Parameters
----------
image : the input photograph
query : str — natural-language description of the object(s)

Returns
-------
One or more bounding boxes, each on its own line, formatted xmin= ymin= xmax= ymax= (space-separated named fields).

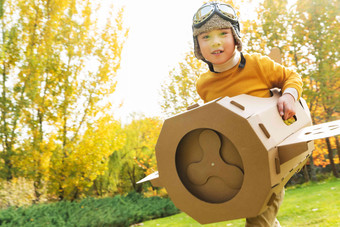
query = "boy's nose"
xmin=211 ymin=37 xmax=222 ymax=47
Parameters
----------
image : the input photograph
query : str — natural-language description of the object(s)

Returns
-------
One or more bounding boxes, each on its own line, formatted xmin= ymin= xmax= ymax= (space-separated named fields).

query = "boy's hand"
xmin=277 ymin=93 xmax=296 ymax=120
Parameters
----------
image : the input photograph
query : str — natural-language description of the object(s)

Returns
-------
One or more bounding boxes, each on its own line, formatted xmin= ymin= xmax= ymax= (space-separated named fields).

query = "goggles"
xmin=193 ymin=2 xmax=239 ymax=28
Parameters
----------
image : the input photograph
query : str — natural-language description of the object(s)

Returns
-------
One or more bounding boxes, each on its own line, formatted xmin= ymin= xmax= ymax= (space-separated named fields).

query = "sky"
xmin=100 ymin=0 xmax=259 ymax=122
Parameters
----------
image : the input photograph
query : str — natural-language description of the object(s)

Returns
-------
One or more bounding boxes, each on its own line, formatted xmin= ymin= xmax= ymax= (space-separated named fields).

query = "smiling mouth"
xmin=212 ymin=50 xmax=224 ymax=54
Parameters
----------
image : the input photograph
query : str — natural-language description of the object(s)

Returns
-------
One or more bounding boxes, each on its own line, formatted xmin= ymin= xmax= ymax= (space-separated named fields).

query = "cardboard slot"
xmin=304 ymin=123 xmax=339 ymax=136
xmin=259 ymin=123 xmax=271 ymax=138
xmin=275 ymin=157 xmax=281 ymax=174
xmin=271 ymin=183 xmax=279 ymax=188
xmin=230 ymin=100 xmax=245 ymax=110
xmin=187 ymin=103 xmax=200 ymax=111
xmin=298 ymin=99 xmax=305 ymax=108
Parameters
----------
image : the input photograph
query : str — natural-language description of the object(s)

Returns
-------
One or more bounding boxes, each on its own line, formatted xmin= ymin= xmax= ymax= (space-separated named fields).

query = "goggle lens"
xmin=193 ymin=5 xmax=214 ymax=24
xmin=193 ymin=3 xmax=238 ymax=27
xmin=217 ymin=4 xmax=237 ymax=19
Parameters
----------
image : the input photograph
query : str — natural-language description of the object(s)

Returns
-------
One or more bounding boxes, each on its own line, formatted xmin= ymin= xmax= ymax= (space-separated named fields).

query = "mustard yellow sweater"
xmin=196 ymin=53 xmax=303 ymax=103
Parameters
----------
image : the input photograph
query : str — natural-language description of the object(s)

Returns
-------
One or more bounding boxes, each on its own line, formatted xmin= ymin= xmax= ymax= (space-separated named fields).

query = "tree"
xmin=112 ymin=116 xmax=163 ymax=194
xmin=48 ymin=114 xmax=125 ymax=200
xmin=160 ymin=50 xmax=206 ymax=118
xmin=1 ymin=0 xmax=129 ymax=200
xmin=0 ymin=0 xmax=25 ymax=180
xmin=292 ymin=0 xmax=339 ymax=177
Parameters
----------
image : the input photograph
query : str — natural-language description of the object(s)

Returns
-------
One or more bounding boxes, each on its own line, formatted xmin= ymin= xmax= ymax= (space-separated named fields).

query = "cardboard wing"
xmin=138 ymin=92 xmax=340 ymax=224
xmin=278 ymin=120 xmax=340 ymax=164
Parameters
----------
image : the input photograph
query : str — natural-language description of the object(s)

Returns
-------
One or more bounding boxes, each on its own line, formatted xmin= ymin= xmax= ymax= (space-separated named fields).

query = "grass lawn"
xmin=140 ymin=177 xmax=340 ymax=226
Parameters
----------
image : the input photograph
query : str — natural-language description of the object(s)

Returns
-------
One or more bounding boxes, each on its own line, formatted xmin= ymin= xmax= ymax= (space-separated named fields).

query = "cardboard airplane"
xmin=138 ymin=49 xmax=340 ymax=224
xmin=138 ymin=92 xmax=339 ymax=224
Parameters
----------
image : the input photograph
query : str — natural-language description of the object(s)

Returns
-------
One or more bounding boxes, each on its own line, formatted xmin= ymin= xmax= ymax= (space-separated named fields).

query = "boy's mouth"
xmin=212 ymin=50 xmax=224 ymax=55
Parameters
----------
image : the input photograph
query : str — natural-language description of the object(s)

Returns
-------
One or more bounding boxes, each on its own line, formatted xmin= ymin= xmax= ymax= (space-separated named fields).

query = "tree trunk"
xmin=303 ymin=165 xmax=310 ymax=182
xmin=33 ymin=178 xmax=42 ymax=203
xmin=325 ymin=138 xmax=339 ymax=178
xmin=58 ymin=184 xmax=64 ymax=201
xmin=335 ymin=137 xmax=340 ymax=168
xmin=309 ymin=154 xmax=317 ymax=181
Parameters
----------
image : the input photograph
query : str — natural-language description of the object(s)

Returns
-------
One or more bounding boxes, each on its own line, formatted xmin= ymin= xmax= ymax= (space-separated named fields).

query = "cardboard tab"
xmin=268 ymin=47 xmax=282 ymax=64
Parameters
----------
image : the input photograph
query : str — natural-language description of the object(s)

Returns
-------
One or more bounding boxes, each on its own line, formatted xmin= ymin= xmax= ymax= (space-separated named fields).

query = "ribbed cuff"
xmin=283 ymin=88 xmax=298 ymax=101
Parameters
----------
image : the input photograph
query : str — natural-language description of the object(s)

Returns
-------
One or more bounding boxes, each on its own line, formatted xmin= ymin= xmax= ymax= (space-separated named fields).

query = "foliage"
xmin=0 ymin=192 xmax=180 ymax=227
xmin=46 ymin=115 xmax=125 ymax=200
xmin=111 ymin=116 xmax=163 ymax=194
xmin=292 ymin=0 xmax=339 ymax=121
xmin=0 ymin=0 xmax=128 ymax=200
xmin=1 ymin=115 xmax=164 ymax=204
xmin=160 ymin=50 xmax=206 ymax=118
xmin=290 ymin=0 xmax=339 ymax=177
xmin=313 ymin=137 xmax=339 ymax=168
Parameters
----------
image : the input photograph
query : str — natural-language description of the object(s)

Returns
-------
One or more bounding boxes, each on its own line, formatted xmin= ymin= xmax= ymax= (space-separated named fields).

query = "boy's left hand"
xmin=277 ymin=93 xmax=296 ymax=120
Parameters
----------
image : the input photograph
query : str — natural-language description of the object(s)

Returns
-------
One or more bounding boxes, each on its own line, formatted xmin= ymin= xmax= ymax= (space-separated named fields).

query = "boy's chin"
xmin=210 ymin=59 xmax=228 ymax=65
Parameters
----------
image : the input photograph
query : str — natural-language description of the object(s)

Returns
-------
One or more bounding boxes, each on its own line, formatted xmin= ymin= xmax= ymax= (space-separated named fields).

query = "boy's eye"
xmin=202 ymin=35 xmax=210 ymax=39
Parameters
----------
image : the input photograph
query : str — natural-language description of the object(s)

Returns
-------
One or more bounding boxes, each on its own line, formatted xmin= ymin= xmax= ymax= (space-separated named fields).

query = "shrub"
xmin=0 ymin=192 xmax=179 ymax=226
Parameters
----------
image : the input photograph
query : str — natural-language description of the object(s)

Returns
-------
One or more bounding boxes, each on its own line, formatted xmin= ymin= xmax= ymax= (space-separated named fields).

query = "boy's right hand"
xmin=277 ymin=93 xmax=296 ymax=120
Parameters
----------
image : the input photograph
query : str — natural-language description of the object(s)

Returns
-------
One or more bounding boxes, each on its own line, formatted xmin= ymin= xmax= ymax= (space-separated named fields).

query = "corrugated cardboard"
xmin=138 ymin=92 xmax=340 ymax=224
xmin=268 ymin=47 xmax=282 ymax=64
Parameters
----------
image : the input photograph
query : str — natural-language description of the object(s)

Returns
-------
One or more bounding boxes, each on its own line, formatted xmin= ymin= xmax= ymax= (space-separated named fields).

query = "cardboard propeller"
xmin=138 ymin=90 xmax=340 ymax=224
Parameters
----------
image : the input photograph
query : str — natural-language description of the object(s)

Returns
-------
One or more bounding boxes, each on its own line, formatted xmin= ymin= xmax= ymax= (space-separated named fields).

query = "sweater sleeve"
xmin=257 ymin=54 xmax=303 ymax=100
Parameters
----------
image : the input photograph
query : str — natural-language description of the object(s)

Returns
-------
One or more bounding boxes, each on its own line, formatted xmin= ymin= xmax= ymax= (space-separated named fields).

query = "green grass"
xmin=140 ymin=178 xmax=340 ymax=226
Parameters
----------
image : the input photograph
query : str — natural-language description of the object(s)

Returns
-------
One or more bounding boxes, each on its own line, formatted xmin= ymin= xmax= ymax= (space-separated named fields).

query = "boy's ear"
xmin=268 ymin=47 xmax=282 ymax=64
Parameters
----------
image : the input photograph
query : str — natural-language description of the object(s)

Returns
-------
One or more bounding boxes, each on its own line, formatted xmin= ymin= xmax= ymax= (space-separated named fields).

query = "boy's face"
xmin=197 ymin=28 xmax=235 ymax=65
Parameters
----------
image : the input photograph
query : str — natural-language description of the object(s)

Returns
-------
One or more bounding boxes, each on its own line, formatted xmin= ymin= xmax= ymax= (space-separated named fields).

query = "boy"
xmin=192 ymin=2 xmax=303 ymax=227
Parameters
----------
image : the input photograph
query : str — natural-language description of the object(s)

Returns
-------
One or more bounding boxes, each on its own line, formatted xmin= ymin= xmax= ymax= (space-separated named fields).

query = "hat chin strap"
xmin=239 ymin=52 xmax=246 ymax=68
xmin=203 ymin=59 xmax=216 ymax=73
